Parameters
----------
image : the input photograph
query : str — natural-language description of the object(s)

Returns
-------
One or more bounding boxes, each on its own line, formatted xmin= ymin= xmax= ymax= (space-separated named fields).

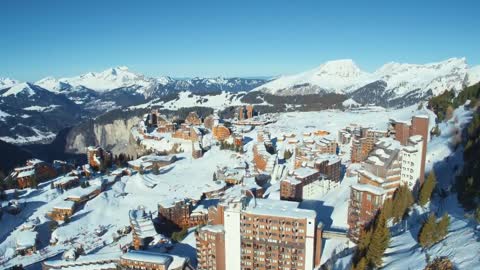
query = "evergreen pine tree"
xmin=418 ymin=213 xmax=437 ymax=248
xmin=366 ymin=211 xmax=390 ymax=267
xmin=436 ymin=213 xmax=450 ymax=241
xmin=392 ymin=185 xmax=414 ymax=223
xmin=475 ymin=207 xmax=480 ymax=224
xmin=419 ymin=172 xmax=437 ymax=206
xmin=358 ymin=228 xmax=372 ymax=252
xmin=354 ymin=257 xmax=367 ymax=270
xmin=382 ymin=198 xmax=393 ymax=220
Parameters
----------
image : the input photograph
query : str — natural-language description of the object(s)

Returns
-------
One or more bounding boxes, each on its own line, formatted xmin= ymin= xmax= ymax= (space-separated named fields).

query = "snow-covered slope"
xmin=371 ymin=57 xmax=467 ymax=98
xmin=0 ymin=78 xmax=20 ymax=90
xmin=467 ymin=65 xmax=480 ymax=86
xmin=0 ymin=82 xmax=37 ymax=97
xmin=257 ymin=59 xmax=368 ymax=95
xmin=255 ymin=58 xmax=474 ymax=101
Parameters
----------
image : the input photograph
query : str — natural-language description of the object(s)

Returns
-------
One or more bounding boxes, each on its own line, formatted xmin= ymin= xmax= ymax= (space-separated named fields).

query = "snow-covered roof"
xmin=16 ymin=230 xmax=38 ymax=249
xmin=357 ymin=169 xmax=385 ymax=184
xmin=128 ymin=154 xmax=176 ymax=168
xmin=315 ymin=154 xmax=341 ymax=164
xmin=120 ymin=250 xmax=186 ymax=267
xmin=293 ymin=167 xmax=318 ymax=179
xmin=17 ymin=169 xmax=35 ymax=178
xmin=409 ymin=135 xmax=423 ymax=143
xmin=351 ymin=183 xmax=386 ymax=196
xmin=243 ymin=198 xmax=316 ymax=220
xmin=54 ymin=200 xmax=75 ymax=210
xmin=58 ymin=262 xmax=117 ymax=270
xmin=129 ymin=207 xmax=158 ymax=238
xmin=368 ymin=156 xmax=385 ymax=166
xmin=282 ymin=177 xmax=301 ymax=185
xmin=199 ymin=224 xmax=224 ymax=234
xmin=54 ymin=176 xmax=79 ymax=185
xmin=66 ymin=185 xmax=100 ymax=200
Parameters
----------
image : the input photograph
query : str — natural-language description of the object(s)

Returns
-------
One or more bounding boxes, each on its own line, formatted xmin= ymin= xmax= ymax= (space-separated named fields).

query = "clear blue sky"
xmin=2 ymin=0 xmax=479 ymax=81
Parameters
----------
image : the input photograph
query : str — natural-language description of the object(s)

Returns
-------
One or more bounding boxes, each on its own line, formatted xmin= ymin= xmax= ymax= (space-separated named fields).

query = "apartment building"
xmin=129 ymin=206 xmax=158 ymax=250
xmin=196 ymin=225 xmax=226 ymax=270
xmin=158 ymin=198 xmax=193 ymax=229
xmin=389 ymin=115 xmax=429 ymax=184
xmin=348 ymin=118 xmax=428 ymax=241
xmin=197 ymin=194 xmax=323 ymax=270
xmin=350 ymin=129 xmax=388 ymax=163
xmin=400 ymin=135 xmax=424 ymax=190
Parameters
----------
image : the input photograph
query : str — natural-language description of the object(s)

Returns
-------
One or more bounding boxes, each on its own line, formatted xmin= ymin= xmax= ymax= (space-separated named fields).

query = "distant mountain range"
xmin=1 ymin=57 xmax=479 ymax=144
xmin=254 ymin=57 xmax=480 ymax=106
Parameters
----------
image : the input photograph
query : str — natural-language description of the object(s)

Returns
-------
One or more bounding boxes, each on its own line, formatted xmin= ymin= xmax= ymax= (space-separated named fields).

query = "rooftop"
xmin=120 ymin=250 xmax=187 ymax=268
xmin=16 ymin=230 xmax=38 ymax=249
xmin=54 ymin=200 xmax=75 ymax=210
xmin=243 ymin=198 xmax=316 ymax=220
xmin=351 ymin=183 xmax=386 ymax=196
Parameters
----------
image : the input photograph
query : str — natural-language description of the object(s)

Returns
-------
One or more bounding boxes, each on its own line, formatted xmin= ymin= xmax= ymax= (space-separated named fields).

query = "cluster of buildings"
xmin=347 ymin=115 xmax=429 ymax=241
xmin=8 ymin=159 xmax=58 ymax=189
xmin=196 ymin=192 xmax=325 ymax=270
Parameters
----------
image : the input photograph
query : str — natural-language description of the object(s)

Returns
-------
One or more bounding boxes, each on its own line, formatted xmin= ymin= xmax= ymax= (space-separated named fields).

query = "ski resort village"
xmin=2 ymin=81 xmax=480 ymax=270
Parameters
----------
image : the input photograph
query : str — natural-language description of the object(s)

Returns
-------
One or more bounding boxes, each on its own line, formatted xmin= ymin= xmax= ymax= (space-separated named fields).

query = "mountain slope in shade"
xmin=0 ymin=83 xmax=84 ymax=144
xmin=255 ymin=58 xmax=473 ymax=101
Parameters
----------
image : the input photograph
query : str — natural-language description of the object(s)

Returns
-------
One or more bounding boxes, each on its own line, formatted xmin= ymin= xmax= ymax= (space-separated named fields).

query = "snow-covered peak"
xmin=313 ymin=59 xmax=365 ymax=78
xmin=255 ymin=59 xmax=369 ymax=95
xmin=0 ymin=78 xmax=20 ymax=90
xmin=1 ymin=82 xmax=36 ymax=97
xmin=35 ymin=77 xmax=71 ymax=93
xmin=36 ymin=66 xmax=155 ymax=92
xmin=157 ymin=76 xmax=174 ymax=85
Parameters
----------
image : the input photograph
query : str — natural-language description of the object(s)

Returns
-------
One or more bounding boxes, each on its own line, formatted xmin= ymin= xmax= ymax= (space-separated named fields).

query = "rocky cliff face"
xmin=65 ymin=114 xmax=144 ymax=156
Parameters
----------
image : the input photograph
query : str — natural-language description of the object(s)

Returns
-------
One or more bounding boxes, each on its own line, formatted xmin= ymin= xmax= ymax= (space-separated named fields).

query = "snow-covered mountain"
xmin=36 ymin=66 xmax=156 ymax=93
xmin=257 ymin=59 xmax=369 ymax=95
xmin=255 ymin=58 xmax=480 ymax=106
xmin=0 ymin=78 xmax=20 ymax=90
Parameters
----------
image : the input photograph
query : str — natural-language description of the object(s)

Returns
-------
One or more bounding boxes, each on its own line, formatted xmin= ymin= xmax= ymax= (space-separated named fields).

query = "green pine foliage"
xmin=418 ymin=213 xmax=437 ymax=248
xmin=418 ymin=213 xmax=450 ymax=248
xmin=284 ymin=150 xmax=293 ymax=160
xmin=391 ymin=185 xmax=414 ymax=222
xmin=436 ymin=213 xmax=450 ymax=241
xmin=419 ymin=172 xmax=437 ymax=206
xmin=366 ymin=211 xmax=391 ymax=268
xmin=171 ymin=228 xmax=188 ymax=242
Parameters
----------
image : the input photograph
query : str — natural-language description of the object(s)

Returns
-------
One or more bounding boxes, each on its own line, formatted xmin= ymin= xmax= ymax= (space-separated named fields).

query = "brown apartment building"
xmin=197 ymin=195 xmax=323 ymax=270
xmin=196 ymin=225 xmax=226 ymax=270
xmin=158 ymin=199 xmax=193 ymax=229
xmin=350 ymin=129 xmax=388 ymax=163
